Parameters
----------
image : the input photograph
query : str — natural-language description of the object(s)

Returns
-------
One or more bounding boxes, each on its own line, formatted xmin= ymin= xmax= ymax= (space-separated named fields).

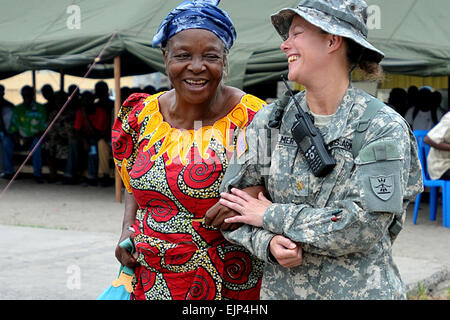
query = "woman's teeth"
xmin=288 ymin=56 xmax=299 ymax=63
xmin=185 ymin=79 xmax=207 ymax=85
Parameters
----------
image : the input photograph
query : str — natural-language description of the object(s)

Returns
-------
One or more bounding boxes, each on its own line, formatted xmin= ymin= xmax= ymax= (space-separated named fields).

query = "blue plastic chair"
xmin=413 ymin=130 xmax=449 ymax=228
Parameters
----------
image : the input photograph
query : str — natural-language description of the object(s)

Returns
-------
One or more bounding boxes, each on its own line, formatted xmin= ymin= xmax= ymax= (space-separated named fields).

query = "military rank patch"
xmin=370 ymin=175 xmax=394 ymax=201
xmin=236 ymin=127 xmax=248 ymax=159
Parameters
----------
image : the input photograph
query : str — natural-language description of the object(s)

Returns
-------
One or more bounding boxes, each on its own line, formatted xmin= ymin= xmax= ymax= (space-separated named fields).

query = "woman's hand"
xmin=219 ymin=188 xmax=272 ymax=227
xmin=269 ymin=235 xmax=303 ymax=268
xmin=205 ymin=202 xmax=242 ymax=230
xmin=205 ymin=185 xmax=266 ymax=230
xmin=115 ymin=229 xmax=138 ymax=269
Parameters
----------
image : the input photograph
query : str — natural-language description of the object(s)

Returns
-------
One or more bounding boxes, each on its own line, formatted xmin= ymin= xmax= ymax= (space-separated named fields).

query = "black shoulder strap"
xmin=267 ymin=91 xmax=291 ymax=129
xmin=351 ymin=98 xmax=385 ymax=158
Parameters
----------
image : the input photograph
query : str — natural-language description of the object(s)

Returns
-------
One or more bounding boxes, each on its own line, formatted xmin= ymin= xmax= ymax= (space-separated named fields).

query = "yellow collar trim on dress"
xmin=136 ymin=92 xmax=264 ymax=165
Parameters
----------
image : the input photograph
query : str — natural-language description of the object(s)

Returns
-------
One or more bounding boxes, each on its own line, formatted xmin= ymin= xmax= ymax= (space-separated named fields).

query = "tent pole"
xmin=32 ymin=70 xmax=36 ymax=100
xmin=114 ymin=56 xmax=122 ymax=203
xmin=60 ymin=69 xmax=65 ymax=92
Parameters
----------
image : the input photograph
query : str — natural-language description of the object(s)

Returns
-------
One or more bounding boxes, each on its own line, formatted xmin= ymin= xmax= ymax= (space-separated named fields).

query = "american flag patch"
xmin=236 ymin=127 xmax=248 ymax=159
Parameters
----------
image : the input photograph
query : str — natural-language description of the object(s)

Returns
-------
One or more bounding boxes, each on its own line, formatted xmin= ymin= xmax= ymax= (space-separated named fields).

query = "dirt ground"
xmin=0 ymin=175 xmax=124 ymax=235
xmin=0 ymin=175 xmax=449 ymax=299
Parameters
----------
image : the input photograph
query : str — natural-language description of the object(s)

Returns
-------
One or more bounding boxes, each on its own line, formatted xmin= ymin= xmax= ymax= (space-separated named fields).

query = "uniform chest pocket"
xmin=311 ymin=148 xmax=352 ymax=208
xmin=268 ymin=142 xmax=310 ymax=203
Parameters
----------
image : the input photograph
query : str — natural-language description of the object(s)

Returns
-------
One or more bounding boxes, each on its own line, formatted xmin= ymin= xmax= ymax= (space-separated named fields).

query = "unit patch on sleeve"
xmin=370 ymin=175 xmax=394 ymax=201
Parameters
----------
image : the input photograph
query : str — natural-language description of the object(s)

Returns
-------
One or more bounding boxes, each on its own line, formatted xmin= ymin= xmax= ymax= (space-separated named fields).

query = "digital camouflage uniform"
xmin=220 ymin=86 xmax=423 ymax=299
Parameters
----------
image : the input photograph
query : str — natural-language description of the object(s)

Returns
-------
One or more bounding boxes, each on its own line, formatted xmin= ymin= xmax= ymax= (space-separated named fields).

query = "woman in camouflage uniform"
xmin=207 ymin=0 xmax=423 ymax=299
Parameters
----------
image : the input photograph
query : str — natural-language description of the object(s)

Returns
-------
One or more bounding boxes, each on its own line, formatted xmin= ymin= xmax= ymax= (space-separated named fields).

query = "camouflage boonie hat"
xmin=271 ymin=0 xmax=384 ymax=63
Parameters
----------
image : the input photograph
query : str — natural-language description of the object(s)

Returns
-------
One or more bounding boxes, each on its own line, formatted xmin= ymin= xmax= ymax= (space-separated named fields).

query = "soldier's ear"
xmin=327 ymin=34 xmax=344 ymax=53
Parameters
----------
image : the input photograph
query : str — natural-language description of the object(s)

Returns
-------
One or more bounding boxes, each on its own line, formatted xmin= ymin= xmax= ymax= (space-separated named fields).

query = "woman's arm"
xmin=205 ymin=185 xmax=266 ymax=230
xmin=115 ymin=191 xmax=139 ymax=268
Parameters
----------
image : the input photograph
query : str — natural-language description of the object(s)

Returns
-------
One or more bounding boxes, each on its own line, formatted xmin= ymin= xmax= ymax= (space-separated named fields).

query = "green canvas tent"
xmin=0 ymin=0 xmax=299 ymax=89
xmin=0 ymin=0 xmax=449 ymax=88
xmin=367 ymin=0 xmax=450 ymax=76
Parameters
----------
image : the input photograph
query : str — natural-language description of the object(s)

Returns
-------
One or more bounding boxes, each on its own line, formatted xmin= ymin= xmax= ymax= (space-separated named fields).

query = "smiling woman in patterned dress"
xmin=111 ymin=0 xmax=266 ymax=300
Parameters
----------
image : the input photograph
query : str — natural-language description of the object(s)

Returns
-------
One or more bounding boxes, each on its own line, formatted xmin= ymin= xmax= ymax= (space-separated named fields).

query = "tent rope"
xmin=0 ymin=32 xmax=118 ymax=200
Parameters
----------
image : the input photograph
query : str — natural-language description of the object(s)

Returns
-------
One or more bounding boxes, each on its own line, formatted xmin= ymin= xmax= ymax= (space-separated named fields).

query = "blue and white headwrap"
xmin=152 ymin=0 xmax=237 ymax=51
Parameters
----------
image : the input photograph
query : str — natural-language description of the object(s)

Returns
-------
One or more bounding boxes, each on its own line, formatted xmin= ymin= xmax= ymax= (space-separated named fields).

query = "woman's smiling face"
xmin=280 ymin=15 xmax=330 ymax=85
xmin=164 ymin=29 xmax=226 ymax=105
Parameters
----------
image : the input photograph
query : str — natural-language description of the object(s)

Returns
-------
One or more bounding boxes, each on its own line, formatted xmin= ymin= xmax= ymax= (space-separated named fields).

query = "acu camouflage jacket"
xmin=220 ymin=86 xmax=423 ymax=299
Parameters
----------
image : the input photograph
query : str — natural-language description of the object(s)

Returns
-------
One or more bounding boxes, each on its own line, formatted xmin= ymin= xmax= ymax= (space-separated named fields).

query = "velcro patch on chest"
xmin=236 ymin=127 xmax=248 ymax=159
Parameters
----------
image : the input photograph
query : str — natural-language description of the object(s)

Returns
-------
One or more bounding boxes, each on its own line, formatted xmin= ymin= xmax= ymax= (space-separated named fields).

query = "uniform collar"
xmin=293 ymin=85 xmax=364 ymax=144
xmin=321 ymin=85 xmax=359 ymax=144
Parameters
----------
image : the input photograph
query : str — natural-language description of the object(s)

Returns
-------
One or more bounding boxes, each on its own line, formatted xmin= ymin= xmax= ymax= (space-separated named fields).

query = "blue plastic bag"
xmin=97 ymin=238 xmax=135 ymax=300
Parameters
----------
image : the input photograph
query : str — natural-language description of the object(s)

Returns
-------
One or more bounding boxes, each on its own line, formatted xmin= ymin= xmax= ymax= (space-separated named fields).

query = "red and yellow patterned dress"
xmin=112 ymin=92 xmax=265 ymax=300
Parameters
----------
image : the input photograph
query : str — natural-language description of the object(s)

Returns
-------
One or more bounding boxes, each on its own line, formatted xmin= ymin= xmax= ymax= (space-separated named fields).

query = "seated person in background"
xmin=424 ymin=111 xmax=450 ymax=180
xmin=9 ymin=85 xmax=47 ymax=183
xmin=387 ymin=88 xmax=408 ymax=117
xmin=431 ymin=91 xmax=445 ymax=120
xmin=120 ymin=87 xmax=131 ymax=105
xmin=41 ymin=84 xmax=60 ymax=182
xmin=62 ymin=85 xmax=82 ymax=184
xmin=94 ymin=81 xmax=114 ymax=187
xmin=405 ymin=85 xmax=419 ymax=117
xmin=0 ymin=84 xmax=15 ymax=179
xmin=404 ymin=87 xmax=441 ymax=131
xmin=41 ymin=84 xmax=57 ymax=114
xmin=97 ymin=134 xmax=113 ymax=187
xmin=42 ymin=90 xmax=76 ymax=183
xmin=73 ymin=91 xmax=109 ymax=186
